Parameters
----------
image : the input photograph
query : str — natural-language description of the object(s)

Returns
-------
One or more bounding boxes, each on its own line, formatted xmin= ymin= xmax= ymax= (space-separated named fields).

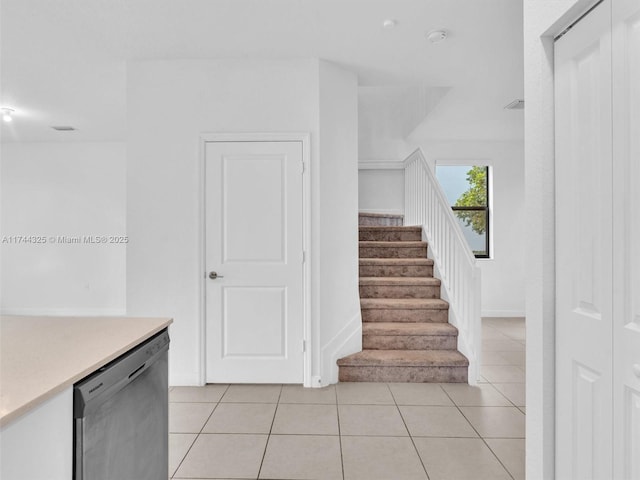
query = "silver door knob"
xmin=209 ymin=271 xmax=224 ymax=280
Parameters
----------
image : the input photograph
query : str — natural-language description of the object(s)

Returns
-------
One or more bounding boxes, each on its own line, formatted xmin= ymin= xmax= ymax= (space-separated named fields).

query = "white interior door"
xmin=205 ymin=141 xmax=304 ymax=384
xmin=555 ymin=2 xmax=614 ymax=478
xmin=612 ymin=0 xmax=640 ymax=477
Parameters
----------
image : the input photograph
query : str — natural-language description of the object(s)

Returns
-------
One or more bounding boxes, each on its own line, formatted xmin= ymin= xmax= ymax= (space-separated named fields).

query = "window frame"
xmin=435 ymin=163 xmax=491 ymax=259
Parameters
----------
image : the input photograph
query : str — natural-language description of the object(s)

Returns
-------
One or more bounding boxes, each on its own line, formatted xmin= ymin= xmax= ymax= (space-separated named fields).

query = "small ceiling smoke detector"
xmin=504 ymin=99 xmax=525 ymax=110
xmin=382 ymin=19 xmax=397 ymax=29
xmin=51 ymin=126 xmax=77 ymax=131
xmin=1 ymin=108 xmax=15 ymax=123
xmin=426 ymin=30 xmax=447 ymax=43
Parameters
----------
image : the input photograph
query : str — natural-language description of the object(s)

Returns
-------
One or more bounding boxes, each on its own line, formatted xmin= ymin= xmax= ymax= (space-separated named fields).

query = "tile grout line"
xmin=170 ymin=384 xmax=230 ymax=479
xmin=490 ymin=380 xmax=525 ymax=409
xmin=256 ymin=384 xmax=283 ymax=480
xmin=387 ymin=383 xmax=432 ymax=480
xmin=169 ymin=433 xmax=197 ymax=479
xmin=440 ymin=384 xmax=517 ymax=480
xmin=482 ymin=321 xmax=527 ymax=480
xmin=335 ymin=385 xmax=346 ymax=480
xmin=483 ymin=358 xmax=526 ymax=480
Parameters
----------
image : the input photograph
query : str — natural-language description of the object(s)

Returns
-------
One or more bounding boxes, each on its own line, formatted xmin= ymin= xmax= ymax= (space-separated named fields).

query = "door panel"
xmin=612 ymin=0 xmax=640 ymax=478
xmin=223 ymin=155 xmax=286 ymax=262
xmin=555 ymin=1 xmax=613 ymax=478
xmin=573 ymin=362 xmax=604 ymax=479
xmin=205 ymin=141 xmax=304 ymax=383
xmin=223 ymin=287 xmax=286 ymax=357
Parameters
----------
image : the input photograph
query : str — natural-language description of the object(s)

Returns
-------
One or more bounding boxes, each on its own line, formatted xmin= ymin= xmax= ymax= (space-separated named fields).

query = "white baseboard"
xmin=169 ymin=372 xmax=203 ymax=387
xmin=320 ymin=312 xmax=362 ymax=386
xmin=481 ymin=310 xmax=526 ymax=318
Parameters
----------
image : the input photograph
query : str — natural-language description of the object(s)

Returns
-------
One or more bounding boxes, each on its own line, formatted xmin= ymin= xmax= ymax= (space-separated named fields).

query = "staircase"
xmin=337 ymin=225 xmax=469 ymax=383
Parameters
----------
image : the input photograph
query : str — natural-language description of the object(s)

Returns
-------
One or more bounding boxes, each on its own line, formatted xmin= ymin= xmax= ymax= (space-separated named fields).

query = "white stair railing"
xmin=403 ymin=148 xmax=481 ymax=384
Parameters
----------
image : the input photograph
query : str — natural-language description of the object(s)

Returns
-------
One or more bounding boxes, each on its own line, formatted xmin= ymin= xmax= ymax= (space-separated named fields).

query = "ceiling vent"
xmin=51 ymin=126 xmax=77 ymax=131
xmin=504 ymin=99 xmax=525 ymax=110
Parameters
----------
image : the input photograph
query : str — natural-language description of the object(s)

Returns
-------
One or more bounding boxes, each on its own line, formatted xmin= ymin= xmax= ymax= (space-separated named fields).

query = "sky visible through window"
xmin=436 ymin=166 xmax=473 ymax=205
xmin=435 ymin=165 xmax=488 ymax=254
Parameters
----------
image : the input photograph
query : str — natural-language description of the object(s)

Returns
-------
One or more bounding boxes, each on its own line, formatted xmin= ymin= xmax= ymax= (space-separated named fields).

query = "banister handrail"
xmin=403 ymin=149 xmax=477 ymax=266
xmin=403 ymin=147 xmax=482 ymax=384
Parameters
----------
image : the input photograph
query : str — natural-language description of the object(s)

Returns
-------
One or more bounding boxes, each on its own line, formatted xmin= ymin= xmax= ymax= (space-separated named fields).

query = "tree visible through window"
xmin=435 ymin=165 xmax=490 ymax=258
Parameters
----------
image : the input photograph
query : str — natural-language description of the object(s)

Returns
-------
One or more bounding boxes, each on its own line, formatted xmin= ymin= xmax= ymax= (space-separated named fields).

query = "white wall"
xmin=423 ymin=141 xmax=525 ymax=317
xmin=317 ymin=61 xmax=360 ymax=384
xmin=358 ymin=168 xmax=404 ymax=215
xmin=0 ymin=142 xmax=126 ymax=315
xmin=127 ymin=59 xmax=359 ymax=386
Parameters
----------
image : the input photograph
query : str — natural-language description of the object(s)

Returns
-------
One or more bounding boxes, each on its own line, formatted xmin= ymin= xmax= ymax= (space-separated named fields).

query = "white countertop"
xmin=0 ymin=315 xmax=172 ymax=427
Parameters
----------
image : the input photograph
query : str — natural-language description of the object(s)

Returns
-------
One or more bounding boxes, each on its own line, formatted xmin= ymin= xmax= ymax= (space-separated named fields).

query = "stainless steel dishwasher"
xmin=73 ymin=329 xmax=170 ymax=480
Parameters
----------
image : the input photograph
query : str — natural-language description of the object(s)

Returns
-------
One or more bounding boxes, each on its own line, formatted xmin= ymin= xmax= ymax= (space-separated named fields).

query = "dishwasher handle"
xmin=128 ymin=363 xmax=146 ymax=380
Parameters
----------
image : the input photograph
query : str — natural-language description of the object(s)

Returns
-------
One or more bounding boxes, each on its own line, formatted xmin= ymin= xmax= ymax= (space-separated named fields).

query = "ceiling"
xmin=0 ymin=0 xmax=524 ymax=143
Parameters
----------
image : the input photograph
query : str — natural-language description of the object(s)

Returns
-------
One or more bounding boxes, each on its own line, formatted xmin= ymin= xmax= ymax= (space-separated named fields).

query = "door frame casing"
xmin=525 ymin=0 xmax=600 ymax=477
xmin=553 ymin=3 xmax=614 ymax=477
xmin=198 ymin=132 xmax=312 ymax=387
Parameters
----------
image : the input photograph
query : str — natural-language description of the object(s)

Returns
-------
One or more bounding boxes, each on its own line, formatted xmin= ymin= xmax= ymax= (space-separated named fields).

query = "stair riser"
xmin=359 ymin=284 xmax=440 ymax=299
xmin=362 ymin=308 xmax=449 ymax=323
xmin=359 ymin=216 xmax=403 ymax=226
xmin=359 ymin=265 xmax=433 ymax=277
xmin=363 ymin=335 xmax=457 ymax=350
xmin=359 ymin=231 xmax=422 ymax=242
xmin=338 ymin=366 xmax=468 ymax=383
xmin=359 ymin=246 xmax=427 ymax=258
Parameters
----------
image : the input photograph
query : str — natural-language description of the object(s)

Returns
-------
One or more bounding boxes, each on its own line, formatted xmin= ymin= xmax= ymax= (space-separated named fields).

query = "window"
xmin=435 ymin=165 xmax=490 ymax=258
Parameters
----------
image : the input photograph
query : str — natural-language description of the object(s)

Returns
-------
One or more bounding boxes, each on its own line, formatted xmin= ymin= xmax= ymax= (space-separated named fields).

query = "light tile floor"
xmin=169 ymin=317 xmax=525 ymax=480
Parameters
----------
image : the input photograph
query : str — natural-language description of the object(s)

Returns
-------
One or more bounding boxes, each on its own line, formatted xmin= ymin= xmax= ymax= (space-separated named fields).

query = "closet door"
xmin=554 ymin=2 xmax=614 ymax=478
xmin=612 ymin=0 xmax=640 ymax=478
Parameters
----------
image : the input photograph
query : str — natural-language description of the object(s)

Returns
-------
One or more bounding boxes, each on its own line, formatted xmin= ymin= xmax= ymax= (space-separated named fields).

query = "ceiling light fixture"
xmin=382 ymin=19 xmax=397 ymax=29
xmin=1 ymin=108 xmax=15 ymax=123
xmin=426 ymin=30 xmax=448 ymax=43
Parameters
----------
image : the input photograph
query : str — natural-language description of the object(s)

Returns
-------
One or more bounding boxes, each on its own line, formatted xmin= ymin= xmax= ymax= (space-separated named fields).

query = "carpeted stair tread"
xmin=359 ymin=226 xmax=422 ymax=232
xmin=337 ymin=349 xmax=469 ymax=367
xmin=360 ymin=298 xmax=449 ymax=310
xmin=359 ymin=241 xmax=427 ymax=248
xmin=359 ymin=277 xmax=440 ymax=286
xmin=359 ymin=226 xmax=423 ymax=241
xmin=359 ymin=258 xmax=434 ymax=266
xmin=363 ymin=322 xmax=457 ymax=336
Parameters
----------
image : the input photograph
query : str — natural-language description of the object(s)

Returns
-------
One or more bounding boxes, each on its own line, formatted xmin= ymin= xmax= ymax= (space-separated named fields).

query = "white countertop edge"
xmin=0 ymin=317 xmax=172 ymax=428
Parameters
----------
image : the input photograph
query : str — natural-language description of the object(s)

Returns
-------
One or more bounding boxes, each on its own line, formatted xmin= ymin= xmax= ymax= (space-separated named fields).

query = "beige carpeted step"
xmin=361 ymin=298 xmax=449 ymax=323
xmin=359 ymin=276 xmax=441 ymax=299
xmin=359 ymin=241 xmax=427 ymax=258
xmin=359 ymin=226 xmax=422 ymax=242
xmin=337 ymin=349 xmax=469 ymax=383
xmin=363 ymin=322 xmax=458 ymax=350
xmin=359 ymin=258 xmax=434 ymax=278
